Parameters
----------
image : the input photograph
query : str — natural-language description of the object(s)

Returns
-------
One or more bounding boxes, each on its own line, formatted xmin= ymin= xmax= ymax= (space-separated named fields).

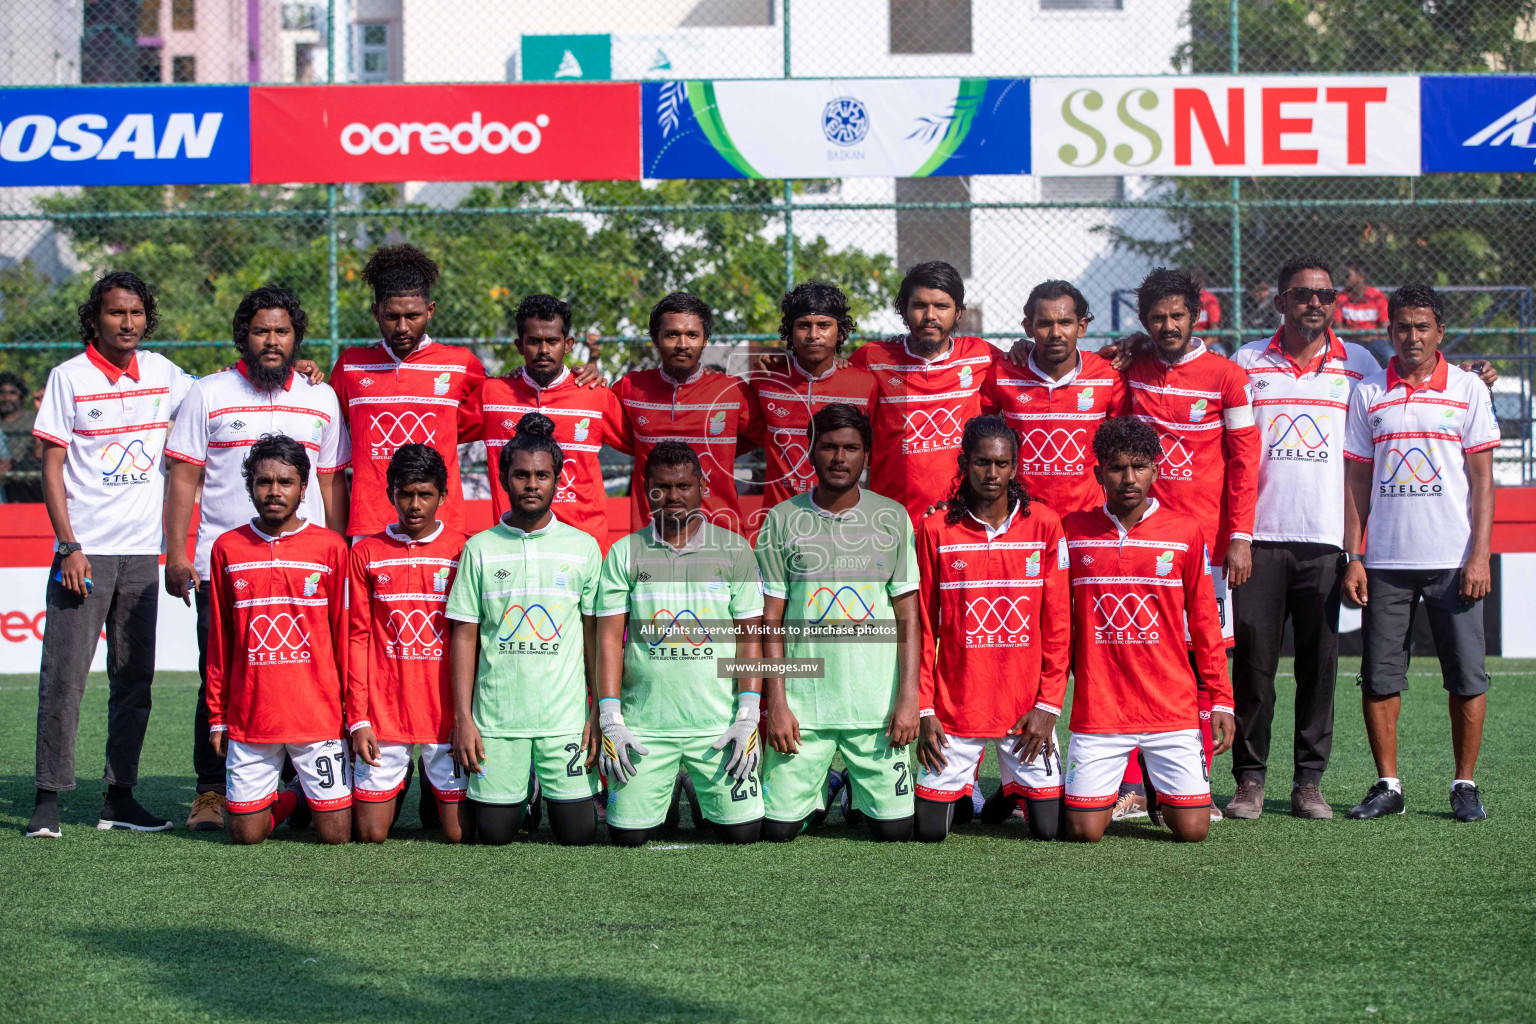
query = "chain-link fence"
xmin=4 ymin=0 xmax=1536 ymax=495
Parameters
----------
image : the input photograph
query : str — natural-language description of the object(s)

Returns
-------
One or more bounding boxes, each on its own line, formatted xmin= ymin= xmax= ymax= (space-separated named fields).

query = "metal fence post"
xmin=327 ymin=0 xmax=340 ymax=366
xmin=782 ymin=0 xmax=795 ymax=293
xmin=1229 ymin=0 xmax=1242 ymax=347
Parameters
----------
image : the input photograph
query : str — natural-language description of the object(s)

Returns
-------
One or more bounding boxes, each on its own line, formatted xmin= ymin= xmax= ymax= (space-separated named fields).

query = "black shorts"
xmin=1360 ymin=568 xmax=1489 ymax=697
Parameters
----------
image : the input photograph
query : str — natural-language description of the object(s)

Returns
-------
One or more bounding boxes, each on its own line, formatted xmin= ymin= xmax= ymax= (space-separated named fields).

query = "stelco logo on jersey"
xmin=99 ymin=439 xmax=157 ymax=486
xmin=386 ymin=609 xmax=446 ymax=660
xmin=249 ymin=83 xmax=641 ymax=184
xmin=1266 ymin=412 xmax=1331 ymax=462
xmin=1093 ymin=594 xmax=1160 ymax=645
xmin=1031 ymin=76 xmax=1419 ymax=177
xmin=1379 ymin=446 xmax=1445 ymax=497
xmin=498 ymin=603 xmax=563 ymax=654
xmin=646 ymin=608 xmax=714 ymax=659
xmin=964 ymin=595 xmax=1032 ymax=649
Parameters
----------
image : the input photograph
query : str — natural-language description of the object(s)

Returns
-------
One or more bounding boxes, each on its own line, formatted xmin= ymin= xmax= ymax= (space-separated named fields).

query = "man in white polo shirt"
xmin=1342 ymin=284 xmax=1498 ymax=824
xmin=1226 ymin=257 xmax=1381 ymax=821
xmin=27 ymin=272 xmax=195 ymax=839
xmin=164 ymin=285 xmax=351 ymax=830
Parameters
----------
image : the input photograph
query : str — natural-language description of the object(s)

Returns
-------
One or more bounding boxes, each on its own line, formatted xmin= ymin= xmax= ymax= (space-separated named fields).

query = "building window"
xmin=172 ymin=54 xmax=196 ymax=82
xmin=282 ymin=2 xmax=321 ymax=30
xmin=896 ymin=177 xmax=971 ymax=279
xmin=138 ymin=48 xmax=162 ymax=83
xmin=1041 ymin=0 xmax=1123 ymax=9
xmin=1039 ymin=176 xmax=1125 ymax=202
xmin=171 ymin=0 xmax=195 ymax=31
xmin=355 ymin=22 xmax=393 ymax=82
xmin=139 ymin=0 xmax=161 ymax=36
xmin=890 ymin=0 xmax=971 ymax=54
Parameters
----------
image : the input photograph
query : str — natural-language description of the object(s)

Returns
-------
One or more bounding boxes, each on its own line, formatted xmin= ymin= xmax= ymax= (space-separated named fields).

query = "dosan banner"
xmin=248 ymin=83 xmax=641 ymax=183
xmin=0 ymin=85 xmax=250 ymax=187
xmin=1031 ymin=76 xmax=1419 ymax=177
xmin=642 ymin=77 xmax=1029 ymax=179
xmin=1421 ymin=75 xmax=1536 ymax=172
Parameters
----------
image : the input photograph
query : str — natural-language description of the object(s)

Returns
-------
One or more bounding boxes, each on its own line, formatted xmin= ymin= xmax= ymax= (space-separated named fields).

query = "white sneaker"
xmin=1111 ymin=791 xmax=1148 ymax=821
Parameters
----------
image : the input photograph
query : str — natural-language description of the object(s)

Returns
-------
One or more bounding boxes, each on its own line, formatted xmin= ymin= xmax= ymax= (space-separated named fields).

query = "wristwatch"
xmin=1344 ymin=552 xmax=1364 ymax=565
xmin=56 ymin=541 xmax=82 ymax=556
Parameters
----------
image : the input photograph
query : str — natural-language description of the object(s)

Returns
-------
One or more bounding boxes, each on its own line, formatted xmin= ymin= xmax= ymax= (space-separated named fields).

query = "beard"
xmin=1295 ymin=321 xmax=1327 ymax=344
xmin=905 ymin=332 xmax=946 ymax=358
xmin=240 ymin=345 xmax=299 ymax=392
xmin=525 ymin=362 xmax=562 ymax=388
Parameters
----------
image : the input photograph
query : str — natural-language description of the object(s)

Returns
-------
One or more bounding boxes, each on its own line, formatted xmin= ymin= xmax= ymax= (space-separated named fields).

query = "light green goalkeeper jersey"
xmin=754 ymin=489 xmax=918 ymax=730
xmin=445 ymin=514 xmax=600 ymax=738
xmin=597 ymin=518 xmax=764 ymax=737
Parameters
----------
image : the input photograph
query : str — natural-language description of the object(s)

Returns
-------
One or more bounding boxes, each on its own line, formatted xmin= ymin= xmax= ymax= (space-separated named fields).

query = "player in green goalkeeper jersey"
xmin=446 ymin=414 xmax=602 ymax=845
xmin=596 ymin=441 xmax=766 ymax=845
xmin=756 ymin=404 xmax=920 ymax=842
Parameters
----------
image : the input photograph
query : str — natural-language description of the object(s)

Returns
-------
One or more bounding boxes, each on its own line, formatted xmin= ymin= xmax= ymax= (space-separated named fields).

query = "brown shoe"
xmin=1290 ymin=783 xmax=1334 ymax=819
xmin=1224 ymin=778 xmax=1265 ymax=819
xmin=1111 ymin=791 xmax=1147 ymax=821
xmin=186 ymin=791 xmax=226 ymax=831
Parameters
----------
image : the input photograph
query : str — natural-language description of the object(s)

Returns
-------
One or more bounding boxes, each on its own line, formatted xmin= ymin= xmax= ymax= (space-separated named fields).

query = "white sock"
xmin=1452 ymin=778 xmax=1475 ymax=790
xmin=1378 ymin=776 xmax=1402 ymax=793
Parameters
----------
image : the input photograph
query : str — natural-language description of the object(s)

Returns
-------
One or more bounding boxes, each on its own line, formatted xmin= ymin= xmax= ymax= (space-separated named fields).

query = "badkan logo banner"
xmin=1421 ymin=75 xmax=1536 ymax=172
xmin=0 ymin=85 xmax=250 ymax=187
xmin=643 ymin=77 xmax=1029 ymax=179
xmin=249 ymin=83 xmax=641 ymax=183
xmin=1031 ymin=75 xmax=1419 ymax=177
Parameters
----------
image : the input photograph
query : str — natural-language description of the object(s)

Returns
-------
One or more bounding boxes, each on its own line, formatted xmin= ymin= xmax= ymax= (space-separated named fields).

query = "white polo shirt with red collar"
xmin=33 ymin=343 xmax=196 ymax=555
xmin=166 ymin=362 xmax=350 ymax=580
xmin=1344 ymin=353 xmax=1500 ymax=570
xmin=1233 ymin=329 xmax=1380 ymax=548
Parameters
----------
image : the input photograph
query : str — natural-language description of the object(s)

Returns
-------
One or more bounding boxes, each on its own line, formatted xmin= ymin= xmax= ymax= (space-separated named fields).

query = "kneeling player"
xmin=447 ymin=415 xmax=604 ymax=845
xmin=206 ymin=435 xmax=352 ymax=845
xmin=756 ymin=405 xmax=919 ymax=842
xmin=348 ymin=444 xmax=471 ymax=843
xmin=914 ymin=415 xmax=1070 ymax=842
xmin=597 ymin=441 xmax=766 ymax=846
xmin=1061 ymin=417 xmax=1235 ymax=843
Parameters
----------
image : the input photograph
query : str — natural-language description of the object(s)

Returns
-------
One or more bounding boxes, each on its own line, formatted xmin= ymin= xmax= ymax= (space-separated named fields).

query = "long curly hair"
xmin=944 ymin=415 xmax=1030 ymax=525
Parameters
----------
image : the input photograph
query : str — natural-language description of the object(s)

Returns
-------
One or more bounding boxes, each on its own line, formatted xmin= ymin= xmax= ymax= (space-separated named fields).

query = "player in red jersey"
xmin=983 ymin=280 xmax=1123 ymax=516
xmin=1333 ymin=262 xmax=1393 ymax=364
xmin=745 ymin=282 xmax=878 ymax=525
xmin=465 ymin=294 xmax=630 ymax=549
xmin=614 ymin=292 xmax=762 ymax=535
xmin=915 ymin=416 xmax=1071 ymax=842
xmin=329 ymin=245 xmax=487 ymax=537
xmin=851 ymin=262 xmax=993 ymax=522
xmin=1188 ymin=266 xmax=1223 ymax=348
xmin=347 ymin=444 xmax=471 ymax=844
xmin=206 ymin=434 xmax=351 ymax=845
xmin=1062 ymin=417 xmax=1235 ymax=843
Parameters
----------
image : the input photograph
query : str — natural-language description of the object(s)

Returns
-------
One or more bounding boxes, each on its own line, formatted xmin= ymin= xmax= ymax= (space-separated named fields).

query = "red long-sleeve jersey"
xmin=981 ymin=348 xmax=1125 ymax=516
xmin=1062 ymin=501 xmax=1234 ymax=734
xmin=465 ymin=368 xmax=629 ymax=549
xmin=851 ymin=335 xmax=994 ymax=521
xmin=917 ymin=504 xmax=1071 ymax=736
xmin=745 ymin=360 xmax=879 ymax=520
xmin=329 ymin=339 xmax=488 ymax=536
xmin=614 ymin=367 xmax=761 ymax=534
xmin=206 ymin=520 xmax=350 ymax=744
xmin=345 ymin=524 xmax=466 ymax=744
xmin=1117 ymin=342 xmax=1259 ymax=561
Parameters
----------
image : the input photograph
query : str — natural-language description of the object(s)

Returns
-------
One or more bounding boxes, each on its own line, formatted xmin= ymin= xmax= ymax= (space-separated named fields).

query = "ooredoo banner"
xmin=0 ymin=85 xmax=250 ymax=187
xmin=0 ymin=567 xmax=199 ymax=674
xmin=249 ymin=83 xmax=641 ymax=183
xmin=642 ymin=77 xmax=1029 ymax=179
xmin=1031 ymin=75 xmax=1419 ymax=177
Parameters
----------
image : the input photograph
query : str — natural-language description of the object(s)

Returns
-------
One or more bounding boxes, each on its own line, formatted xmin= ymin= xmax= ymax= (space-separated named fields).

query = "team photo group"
xmin=25 ymin=243 xmax=1499 ymax=847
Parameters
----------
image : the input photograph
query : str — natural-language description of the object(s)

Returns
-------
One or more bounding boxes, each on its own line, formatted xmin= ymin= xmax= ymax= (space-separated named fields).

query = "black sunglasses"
xmin=1283 ymin=286 xmax=1338 ymax=305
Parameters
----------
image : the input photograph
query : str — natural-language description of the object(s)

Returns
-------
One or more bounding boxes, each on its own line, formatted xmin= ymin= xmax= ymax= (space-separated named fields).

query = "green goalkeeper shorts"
xmin=762 ymin=727 xmax=914 ymax=823
xmin=468 ymin=733 xmax=600 ymax=805
xmin=605 ymin=733 xmax=764 ymax=830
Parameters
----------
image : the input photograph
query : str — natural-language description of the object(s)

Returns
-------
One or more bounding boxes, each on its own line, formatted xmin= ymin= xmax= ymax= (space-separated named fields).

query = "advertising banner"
xmin=642 ymin=77 xmax=1029 ymax=179
xmin=0 ymin=85 xmax=250 ymax=187
xmin=249 ymin=83 xmax=641 ymax=183
xmin=0 ymin=567 xmax=199 ymax=674
xmin=1421 ymin=75 xmax=1536 ymax=172
xmin=1031 ymin=75 xmax=1419 ymax=177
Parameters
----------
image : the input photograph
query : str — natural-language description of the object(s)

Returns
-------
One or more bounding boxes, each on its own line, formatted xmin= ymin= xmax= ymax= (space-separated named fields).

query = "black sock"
xmin=35 ymin=789 xmax=59 ymax=811
xmin=105 ymin=784 xmax=132 ymax=804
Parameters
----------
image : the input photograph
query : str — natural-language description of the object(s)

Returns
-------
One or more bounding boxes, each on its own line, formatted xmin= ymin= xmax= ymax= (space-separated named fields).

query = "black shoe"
xmin=521 ymin=771 xmax=542 ymax=833
xmin=287 ymin=789 xmax=313 ymax=830
xmin=97 ymin=792 xmax=173 ymax=832
xmin=390 ymin=756 xmax=415 ymax=829
xmin=417 ymin=756 xmax=441 ymax=828
xmin=1348 ymin=781 xmax=1405 ymax=819
xmin=1451 ymin=782 xmax=1487 ymax=822
xmin=979 ymin=790 xmax=1021 ymax=825
xmin=27 ymin=791 xmax=61 ymax=838
xmin=950 ymin=787 xmax=975 ymax=827
xmin=1139 ymin=751 xmax=1163 ymax=827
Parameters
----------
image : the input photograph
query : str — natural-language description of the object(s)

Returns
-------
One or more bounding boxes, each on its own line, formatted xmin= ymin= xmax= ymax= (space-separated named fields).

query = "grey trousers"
xmin=34 ymin=552 xmax=160 ymax=792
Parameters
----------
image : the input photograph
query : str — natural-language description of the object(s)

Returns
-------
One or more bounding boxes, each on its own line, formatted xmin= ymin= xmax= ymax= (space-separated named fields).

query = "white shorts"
xmin=225 ymin=738 xmax=353 ymax=814
xmin=1186 ymin=564 xmax=1235 ymax=648
xmin=1064 ymin=729 xmax=1209 ymax=811
xmin=353 ymin=742 xmax=467 ymax=803
xmin=915 ymin=730 xmax=1064 ymax=803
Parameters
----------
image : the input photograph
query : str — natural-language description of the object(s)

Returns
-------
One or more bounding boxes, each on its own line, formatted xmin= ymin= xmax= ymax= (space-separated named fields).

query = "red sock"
xmin=268 ymin=790 xmax=301 ymax=834
xmin=1121 ymin=752 xmax=1143 ymax=786
xmin=1197 ymin=692 xmax=1215 ymax=765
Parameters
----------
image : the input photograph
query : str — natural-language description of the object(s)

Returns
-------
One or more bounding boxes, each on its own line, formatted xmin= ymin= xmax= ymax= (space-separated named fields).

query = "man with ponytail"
xmin=329 ymin=244 xmax=488 ymax=537
xmin=445 ymin=414 xmax=605 ymax=845
xmin=913 ymin=415 xmax=1072 ymax=842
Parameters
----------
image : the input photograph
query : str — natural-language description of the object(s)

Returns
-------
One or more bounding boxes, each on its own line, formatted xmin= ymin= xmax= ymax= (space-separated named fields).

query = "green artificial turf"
xmin=0 ymin=662 xmax=1532 ymax=1024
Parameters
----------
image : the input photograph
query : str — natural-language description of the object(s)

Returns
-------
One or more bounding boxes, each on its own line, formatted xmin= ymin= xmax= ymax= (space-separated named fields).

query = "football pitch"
xmin=0 ymin=662 xmax=1532 ymax=1024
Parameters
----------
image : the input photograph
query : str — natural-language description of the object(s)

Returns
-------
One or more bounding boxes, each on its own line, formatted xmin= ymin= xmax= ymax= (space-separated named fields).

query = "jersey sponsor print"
xmin=745 ymin=361 xmax=880 ymax=522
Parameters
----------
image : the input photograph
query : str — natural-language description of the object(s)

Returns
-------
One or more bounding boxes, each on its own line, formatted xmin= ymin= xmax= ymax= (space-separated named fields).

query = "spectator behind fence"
xmin=0 ymin=372 xmax=36 ymax=502
xmin=1334 ymin=263 xmax=1392 ymax=365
